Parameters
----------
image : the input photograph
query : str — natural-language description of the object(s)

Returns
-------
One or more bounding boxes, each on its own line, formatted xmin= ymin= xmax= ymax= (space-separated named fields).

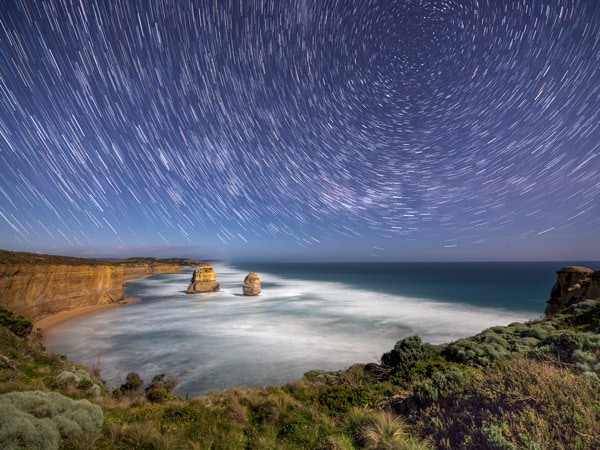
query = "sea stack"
xmin=243 ymin=272 xmax=261 ymax=296
xmin=545 ymin=266 xmax=600 ymax=315
xmin=187 ymin=264 xmax=220 ymax=294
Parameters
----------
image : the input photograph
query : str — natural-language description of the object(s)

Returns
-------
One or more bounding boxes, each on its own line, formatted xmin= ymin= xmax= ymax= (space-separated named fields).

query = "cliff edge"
xmin=0 ymin=250 xmax=183 ymax=322
xmin=545 ymin=265 xmax=600 ymax=315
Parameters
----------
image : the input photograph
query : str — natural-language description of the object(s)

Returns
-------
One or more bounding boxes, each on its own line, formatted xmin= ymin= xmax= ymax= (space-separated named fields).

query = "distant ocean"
xmin=44 ymin=261 xmax=598 ymax=396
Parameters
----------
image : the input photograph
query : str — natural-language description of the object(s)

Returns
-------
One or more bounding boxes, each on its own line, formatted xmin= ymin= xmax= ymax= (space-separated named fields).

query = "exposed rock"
xmin=0 ymin=264 xmax=124 ymax=322
xmin=545 ymin=266 xmax=600 ymax=315
xmin=0 ymin=251 xmax=181 ymax=322
xmin=122 ymin=263 xmax=181 ymax=279
xmin=187 ymin=265 xmax=220 ymax=293
xmin=243 ymin=272 xmax=261 ymax=296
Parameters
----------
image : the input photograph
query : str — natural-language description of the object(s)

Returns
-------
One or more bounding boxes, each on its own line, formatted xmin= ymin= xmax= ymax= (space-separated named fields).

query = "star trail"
xmin=0 ymin=0 xmax=599 ymax=261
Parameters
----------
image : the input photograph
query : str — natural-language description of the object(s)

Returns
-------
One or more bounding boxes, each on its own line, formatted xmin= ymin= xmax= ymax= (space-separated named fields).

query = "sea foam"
xmin=44 ymin=263 xmax=535 ymax=395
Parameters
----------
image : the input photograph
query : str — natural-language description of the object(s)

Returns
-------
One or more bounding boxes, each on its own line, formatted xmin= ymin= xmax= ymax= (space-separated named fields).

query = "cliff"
xmin=122 ymin=263 xmax=181 ymax=279
xmin=545 ymin=265 xmax=600 ymax=315
xmin=0 ymin=250 xmax=184 ymax=322
xmin=0 ymin=264 xmax=124 ymax=322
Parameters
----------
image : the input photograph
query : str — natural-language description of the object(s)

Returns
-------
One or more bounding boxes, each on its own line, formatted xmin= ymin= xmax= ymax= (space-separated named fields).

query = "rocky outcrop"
xmin=0 ymin=251 xmax=183 ymax=322
xmin=0 ymin=264 xmax=124 ymax=322
xmin=243 ymin=273 xmax=261 ymax=296
xmin=545 ymin=266 xmax=600 ymax=315
xmin=187 ymin=265 xmax=220 ymax=293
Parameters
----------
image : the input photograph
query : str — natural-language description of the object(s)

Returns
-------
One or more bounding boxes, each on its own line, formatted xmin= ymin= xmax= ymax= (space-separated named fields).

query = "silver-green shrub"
xmin=0 ymin=390 xmax=103 ymax=449
xmin=56 ymin=367 xmax=102 ymax=397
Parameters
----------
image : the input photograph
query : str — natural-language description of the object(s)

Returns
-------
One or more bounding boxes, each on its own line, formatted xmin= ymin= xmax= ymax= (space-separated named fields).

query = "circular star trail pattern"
xmin=0 ymin=0 xmax=599 ymax=260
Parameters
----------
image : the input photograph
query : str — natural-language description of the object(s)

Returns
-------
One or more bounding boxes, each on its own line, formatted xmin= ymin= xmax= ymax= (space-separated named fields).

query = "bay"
xmin=44 ymin=261 xmax=597 ymax=396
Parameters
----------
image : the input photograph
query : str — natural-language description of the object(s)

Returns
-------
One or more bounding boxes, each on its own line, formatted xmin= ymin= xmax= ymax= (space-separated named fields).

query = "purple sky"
xmin=1 ymin=0 xmax=599 ymax=262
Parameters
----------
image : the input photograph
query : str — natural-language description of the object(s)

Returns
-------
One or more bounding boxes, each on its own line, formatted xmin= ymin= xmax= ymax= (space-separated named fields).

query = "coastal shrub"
xmin=120 ymin=372 xmax=143 ymax=394
xmin=318 ymin=383 xmax=376 ymax=414
xmin=415 ymin=357 xmax=600 ymax=449
xmin=560 ymin=299 xmax=600 ymax=332
xmin=0 ymin=326 xmax=70 ymax=394
xmin=403 ymin=369 xmax=470 ymax=420
xmin=380 ymin=336 xmax=446 ymax=385
xmin=381 ymin=336 xmax=441 ymax=368
xmin=480 ymin=423 xmax=518 ymax=450
xmin=56 ymin=367 xmax=102 ymax=397
xmin=0 ymin=306 xmax=32 ymax=337
xmin=0 ymin=390 xmax=103 ymax=450
xmin=144 ymin=373 xmax=178 ymax=403
xmin=535 ymin=330 xmax=600 ymax=380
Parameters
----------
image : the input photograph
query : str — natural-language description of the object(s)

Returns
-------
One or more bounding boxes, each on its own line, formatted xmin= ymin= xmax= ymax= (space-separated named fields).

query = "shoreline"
xmin=34 ymin=297 xmax=140 ymax=335
xmin=34 ymin=271 xmax=158 ymax=335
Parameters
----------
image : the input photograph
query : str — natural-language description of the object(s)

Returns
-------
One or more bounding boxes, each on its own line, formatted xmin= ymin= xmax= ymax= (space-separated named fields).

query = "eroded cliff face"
xmin=545 ymin=266 xmax=600 ymax=315
xmin=0 ymin=264 xmax=124 ymax=322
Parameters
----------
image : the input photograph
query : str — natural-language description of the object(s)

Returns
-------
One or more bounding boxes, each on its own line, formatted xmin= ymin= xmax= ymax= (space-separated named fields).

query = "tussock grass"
xmin=416 ymin=356 xmax=600 ymax=449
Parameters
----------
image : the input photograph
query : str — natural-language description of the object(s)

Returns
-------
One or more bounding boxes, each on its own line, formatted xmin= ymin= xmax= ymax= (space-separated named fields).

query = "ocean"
xmin=43 ymin=261 xmax=596 ymax=396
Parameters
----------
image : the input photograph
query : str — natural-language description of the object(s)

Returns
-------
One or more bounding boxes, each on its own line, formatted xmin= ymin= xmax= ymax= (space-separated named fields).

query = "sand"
xmin=34 ymin=299 xmax=138 ymax=334
xmin=33 ymin=272 xmax=153 ymax=334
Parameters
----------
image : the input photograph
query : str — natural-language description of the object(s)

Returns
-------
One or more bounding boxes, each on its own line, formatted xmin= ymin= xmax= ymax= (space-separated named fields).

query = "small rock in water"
xmin=187 ymin=265 xmax=220 ymax=294
xmin=243 ymin=272 xmax=261 ymax=296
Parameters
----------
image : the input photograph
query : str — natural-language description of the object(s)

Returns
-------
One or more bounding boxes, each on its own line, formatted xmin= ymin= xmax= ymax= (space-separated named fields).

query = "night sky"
xmin=1 ymin=0 xmax=599 ymax=262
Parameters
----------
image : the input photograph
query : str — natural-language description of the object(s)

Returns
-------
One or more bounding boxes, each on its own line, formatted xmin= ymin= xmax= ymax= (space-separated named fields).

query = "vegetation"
xmin=1 ymin=298 xmax=599 ymax=449
xmin=0 ymin=249 xmax=202 ymax=267
xmin=0 ymin=306 xmax=32 ymax=337
xmin=0 ymin=391 xmax=103 ymax=450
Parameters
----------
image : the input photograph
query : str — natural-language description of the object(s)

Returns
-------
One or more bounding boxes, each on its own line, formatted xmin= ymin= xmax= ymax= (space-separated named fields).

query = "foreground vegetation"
xmin=1 ymin=299 xmax=599 ymax=449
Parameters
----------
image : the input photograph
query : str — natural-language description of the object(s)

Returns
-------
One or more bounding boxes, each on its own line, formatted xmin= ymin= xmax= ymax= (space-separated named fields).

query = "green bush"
xmin=318 ymin=384 xmax=375 ymax=414
xmin=381 ymin=336 xmax=441 ymax=369
xmin=120 ymin=372 xmax=143 ymax=393
xmin=144 ymin=373 xmax=178 ymax=403
xmin=0 ymin=307 xmax=32 ymax=337
xmin=0 ymin=390 xmax=103 ymax=449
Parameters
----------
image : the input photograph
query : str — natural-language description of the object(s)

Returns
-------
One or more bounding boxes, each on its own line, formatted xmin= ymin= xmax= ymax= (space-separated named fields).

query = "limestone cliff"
xmin=0 ymin=250 xmax=183 ymax=322
xmin=0 ymin=264 xmax=124 ymax=322
xmin=545 ymin=266 xmax=600 ymax=314
xmin=187 ymin=265 xmax=220 ymax=293
xmin=122 ymin=263 xmax=181 ymax=279
xmin=243 ymin=273 xmax=261 ymax=296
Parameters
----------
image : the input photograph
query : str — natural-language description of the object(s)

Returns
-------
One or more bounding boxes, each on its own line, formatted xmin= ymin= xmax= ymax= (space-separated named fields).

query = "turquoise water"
xmin=44 ymin=261 xmax=597 ymax=396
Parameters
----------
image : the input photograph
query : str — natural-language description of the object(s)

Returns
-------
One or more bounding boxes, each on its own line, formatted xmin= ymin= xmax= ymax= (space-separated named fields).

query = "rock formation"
xmin=0 ymin=250 xmax=181 ymax=322
xmin=0 ymin=264 xmax=124 ymax=322
xmin=187 ymin=265 xmax=220 ymax=293
xmin=243 ymin=272 xmax=261 ymax=296
xmin=545 ymin=266 xmax=600 ymax=315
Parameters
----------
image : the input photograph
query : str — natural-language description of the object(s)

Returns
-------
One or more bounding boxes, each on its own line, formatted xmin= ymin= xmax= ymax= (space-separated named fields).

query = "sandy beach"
xmin=33 ymin=273 xmax=154 ymax=334
xmin=32 ymin=270 xmax=182 ymax=335
xmin=34 ymin=298 xmax=137 ymax=334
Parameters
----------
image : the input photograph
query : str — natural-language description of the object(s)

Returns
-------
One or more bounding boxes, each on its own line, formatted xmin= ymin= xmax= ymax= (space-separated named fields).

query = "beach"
xmin=34 ymin=299 xmax=138 ymax=334
xmin=33 ymin=271 xmax=153 ymax=334
xmin=43 ymin=262 xmax=545 ymax=396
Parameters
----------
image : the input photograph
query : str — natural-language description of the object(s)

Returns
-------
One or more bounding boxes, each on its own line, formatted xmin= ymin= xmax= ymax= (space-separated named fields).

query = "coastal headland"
xmin=0 ymin=250 xmax=203 ymax=328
